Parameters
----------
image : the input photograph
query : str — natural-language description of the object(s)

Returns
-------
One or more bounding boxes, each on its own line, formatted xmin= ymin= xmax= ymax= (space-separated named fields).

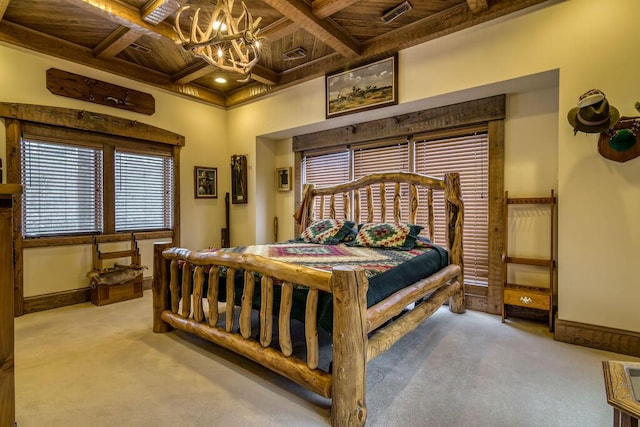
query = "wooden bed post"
xmin=445 ymin=173 xmax=465 ymax=314
xmin=331 ymin=266 xmax=368 ymax=427
xmin=153 ymin=241 xmax=173 ymax=333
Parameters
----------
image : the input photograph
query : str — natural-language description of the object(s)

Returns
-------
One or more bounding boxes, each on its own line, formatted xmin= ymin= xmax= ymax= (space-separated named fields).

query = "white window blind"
xmin=21 ymin=139 xmax=103 ymax=237
xmin=303 ymin=150 xmax=350 ymax=219
xmin=115 ymin=151 xmax=173 ymax=231
xmin=415 ymin=133 xmax=489 ymax=284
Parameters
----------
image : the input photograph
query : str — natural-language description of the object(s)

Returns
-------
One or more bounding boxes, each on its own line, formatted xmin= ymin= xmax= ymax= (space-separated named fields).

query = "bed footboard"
xmin=152 ymin=171 xmax=465 ymax=426
xmin=152 ymin=242 xmax=373 ymax=424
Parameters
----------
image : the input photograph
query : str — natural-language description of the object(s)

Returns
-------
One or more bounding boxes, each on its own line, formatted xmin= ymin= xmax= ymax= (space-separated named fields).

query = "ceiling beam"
xmin=172 ymin=61 xmax=214 ymax=85
xmin=260 ymin=0 xmax=361 ymax=58
xmin=0 ymin=20 xmax=226 ymax=107
xmin=466 ymin=0 xmax=489 ymax=14
xmin=93 ymin=26 xmax=144 ymax=58
xmin=312 ymin=0 xmax=359 ymax=20
xmin=467 ymin=0 xmax=489 ymax=14
xmin=0 ymin=0 xmax=9 ymax=21
xmin=362 ymin=0 xmax=547 ymax=58
xmin=79 ymin=0 xmax=177 ymax=41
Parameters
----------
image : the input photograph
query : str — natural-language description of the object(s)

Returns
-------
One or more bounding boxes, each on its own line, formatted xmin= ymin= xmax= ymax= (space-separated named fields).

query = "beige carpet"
xmin=14 ymin=291 xmax=639 ymax=426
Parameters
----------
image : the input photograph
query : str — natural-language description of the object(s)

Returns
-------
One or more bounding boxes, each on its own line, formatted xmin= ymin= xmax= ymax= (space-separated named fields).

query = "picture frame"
xmin=276 ymin=167 xmax=292 ymax=192
xmin=231 ymin=154 xmax=248 ymax=204
xmin=325 ymin=54 xmax=398 ymax=119
xmin=194 ymin=166 xmax=217 ymax=199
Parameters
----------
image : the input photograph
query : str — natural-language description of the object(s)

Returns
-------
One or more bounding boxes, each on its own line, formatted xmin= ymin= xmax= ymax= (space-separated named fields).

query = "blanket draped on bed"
xmin=183 ymin=241 xmax=449 ymax=332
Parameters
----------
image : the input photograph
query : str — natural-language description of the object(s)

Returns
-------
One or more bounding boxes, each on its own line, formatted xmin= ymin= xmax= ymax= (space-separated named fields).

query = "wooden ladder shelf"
xmin=501 ymin=190 xmax=556 ymax=331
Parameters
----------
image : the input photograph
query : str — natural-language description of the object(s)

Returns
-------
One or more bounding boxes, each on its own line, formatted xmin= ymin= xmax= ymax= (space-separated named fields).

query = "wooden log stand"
xmin=89 ymin=234 xmax=144 ymax=306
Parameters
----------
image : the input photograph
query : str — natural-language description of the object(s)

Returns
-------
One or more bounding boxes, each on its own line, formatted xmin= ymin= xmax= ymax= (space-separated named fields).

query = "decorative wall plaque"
xmin=46 ymin=68 xmax=155 ymax=115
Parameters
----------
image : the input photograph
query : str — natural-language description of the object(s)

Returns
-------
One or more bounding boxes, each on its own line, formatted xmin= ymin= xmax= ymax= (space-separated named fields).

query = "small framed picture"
xmin=276 ymin=167 xmax=292 ymax=192
xmin=194 ymin=166 xmax=217 ymax=198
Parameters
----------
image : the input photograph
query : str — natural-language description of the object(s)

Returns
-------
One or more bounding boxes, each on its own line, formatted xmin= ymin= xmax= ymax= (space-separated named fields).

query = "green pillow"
xmin=349 ymin=222 xmax=424 ymax=250
xmin=301 ymin=219 xmax=356 ymax=245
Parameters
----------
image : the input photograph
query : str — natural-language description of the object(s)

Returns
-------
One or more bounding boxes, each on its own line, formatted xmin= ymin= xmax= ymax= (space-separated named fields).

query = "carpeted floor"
xmin=14 ymin=291 xmax=639 ymax=426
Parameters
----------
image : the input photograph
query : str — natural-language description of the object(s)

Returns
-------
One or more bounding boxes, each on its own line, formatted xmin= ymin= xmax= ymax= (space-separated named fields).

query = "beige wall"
xmin=0 ymin=44 xmax=228 ymax=296
xmin=227 ymin=0 xmax=640 ymax=333
xmin=2 ymin=0 xmax=639 ymax=333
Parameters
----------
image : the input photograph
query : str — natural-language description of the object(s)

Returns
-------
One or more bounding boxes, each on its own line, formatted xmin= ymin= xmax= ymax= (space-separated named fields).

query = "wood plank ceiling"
xmin=0 ymin=0 xmax=547 ymax=108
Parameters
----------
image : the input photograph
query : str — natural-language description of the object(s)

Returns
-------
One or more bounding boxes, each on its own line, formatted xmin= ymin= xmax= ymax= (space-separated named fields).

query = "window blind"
xmin=115 ymin=151 xmax=173 ymax=231
xmin=302 ymin=132 xmax=489 ymax=286
xmin=353 ymin=142 xmax=410 ymax=223
xmin=415 ymin=133 xmax=489 ymax=284
xmin=21 ymin=139 xmax=103 ymax=237
xmin=303 ymin=150 xmax=350 ymax=219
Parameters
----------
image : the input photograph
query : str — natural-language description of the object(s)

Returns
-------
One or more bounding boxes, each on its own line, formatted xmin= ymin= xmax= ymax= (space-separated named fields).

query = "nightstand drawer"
xmin=503 ymin=287 xmax=550 ymax=310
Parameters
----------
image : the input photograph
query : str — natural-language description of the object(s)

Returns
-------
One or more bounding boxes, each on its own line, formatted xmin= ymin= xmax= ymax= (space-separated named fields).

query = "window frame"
xmin=3 ymin=104 xmax=183 ymax=249
xmin=292 ymin=96 xmax=505 ymax=314
xmin=18 ymin=123 xmax=177 ymax=245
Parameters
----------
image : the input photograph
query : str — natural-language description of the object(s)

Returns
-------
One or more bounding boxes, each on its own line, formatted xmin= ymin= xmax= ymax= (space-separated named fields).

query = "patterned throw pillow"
xmin=351 ymin=223 xmax=424 ymax=250
xmin=302 ymin=219 xmax=356 ymax=245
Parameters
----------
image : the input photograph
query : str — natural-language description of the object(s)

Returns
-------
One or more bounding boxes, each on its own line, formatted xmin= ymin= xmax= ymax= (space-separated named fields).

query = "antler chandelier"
xmin=174 ymin=0 xmax=264 ymax=81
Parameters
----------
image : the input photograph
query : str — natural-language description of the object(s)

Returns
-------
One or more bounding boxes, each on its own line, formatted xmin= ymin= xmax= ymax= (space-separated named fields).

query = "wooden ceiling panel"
xmin=116 ymin=33 xmax=191 ymax=75
xmin=0 ymin=0 xmax=549 ymax=107
xmin=332 ymin=0 xmax=463 ymax=42
xmin=4 ymin=0 xmax=117 ymax=49
xmin=266 ymin=28 xmax=334 ymax=72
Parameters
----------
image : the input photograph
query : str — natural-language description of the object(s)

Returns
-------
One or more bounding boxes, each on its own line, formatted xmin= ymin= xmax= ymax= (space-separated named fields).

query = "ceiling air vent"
xmin=381 ymin=1 xmax=412 ymax=24
xmin=283 ymin=47 xmax=307 ymax=61
xmin=130 ymin=42 xmax=151 ymax=54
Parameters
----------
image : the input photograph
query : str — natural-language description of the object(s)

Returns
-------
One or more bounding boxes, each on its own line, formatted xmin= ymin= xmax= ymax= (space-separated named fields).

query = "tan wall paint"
xmin=227 ymin=0 xmax=640 ymax=332
xmin=0 ymin=44 xmax=228 ymax=296
xmin=2 ymin=0 xmax=639 ymax=333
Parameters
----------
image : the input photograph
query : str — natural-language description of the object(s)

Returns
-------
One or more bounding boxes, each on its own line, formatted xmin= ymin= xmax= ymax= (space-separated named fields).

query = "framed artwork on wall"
xmin=325 ymin=54 xmax=398 ymax=119
xmin=231 ymin=154 xmax=247 ymax=204
xmin=276 ymin=167 xmax=292 ymax=191
xmin=194 ymin=166 xmax=217 ymax=199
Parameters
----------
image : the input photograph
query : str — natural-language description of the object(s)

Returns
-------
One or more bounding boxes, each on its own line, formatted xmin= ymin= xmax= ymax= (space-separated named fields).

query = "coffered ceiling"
xmin=0 ymin=0 xmax=547 ymax=108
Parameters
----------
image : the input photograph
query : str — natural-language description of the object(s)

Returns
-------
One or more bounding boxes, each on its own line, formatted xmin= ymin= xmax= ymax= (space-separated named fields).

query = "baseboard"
xmin=23 ymin=288 xmax=91 ymax=314
xmin=22 ymin=277 xmax=152 ymax=314
xmin=554 ymin=318 xmax=640 ymax=357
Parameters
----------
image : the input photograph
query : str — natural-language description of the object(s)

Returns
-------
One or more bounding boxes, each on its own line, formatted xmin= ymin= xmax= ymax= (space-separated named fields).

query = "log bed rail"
xmin=152 ymin=171 xmax=464 ymax=426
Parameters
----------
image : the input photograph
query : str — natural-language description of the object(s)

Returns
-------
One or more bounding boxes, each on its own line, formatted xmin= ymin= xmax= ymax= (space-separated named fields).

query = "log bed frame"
xmin=152 ymin=171 xmax=465 ymax=426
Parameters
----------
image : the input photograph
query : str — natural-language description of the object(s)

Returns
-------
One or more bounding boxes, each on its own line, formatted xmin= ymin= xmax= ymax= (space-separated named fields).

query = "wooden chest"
xmin=90 ymin=274 xmax=143 ymax=306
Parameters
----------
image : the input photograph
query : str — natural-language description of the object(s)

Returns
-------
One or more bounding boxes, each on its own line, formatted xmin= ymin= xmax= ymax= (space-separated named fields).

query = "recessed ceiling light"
xmin=214 ymin=77 xmax=227 ymax=84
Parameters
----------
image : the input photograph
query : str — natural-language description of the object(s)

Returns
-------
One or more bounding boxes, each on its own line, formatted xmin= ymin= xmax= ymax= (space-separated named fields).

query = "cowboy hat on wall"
xmin=567 ymin=89 xmax=620 ymax=134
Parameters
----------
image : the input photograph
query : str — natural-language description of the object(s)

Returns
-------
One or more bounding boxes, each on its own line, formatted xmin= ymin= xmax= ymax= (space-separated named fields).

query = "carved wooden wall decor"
xmin=46 ymin=68 xmax=155 ymax=115
xmin=231 ymin=154 xmax=247 ymax=204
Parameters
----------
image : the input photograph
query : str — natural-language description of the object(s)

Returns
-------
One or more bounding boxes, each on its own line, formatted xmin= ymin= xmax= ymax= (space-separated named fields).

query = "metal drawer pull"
xmin=519 ymin=296 xmax=532 ymax=304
